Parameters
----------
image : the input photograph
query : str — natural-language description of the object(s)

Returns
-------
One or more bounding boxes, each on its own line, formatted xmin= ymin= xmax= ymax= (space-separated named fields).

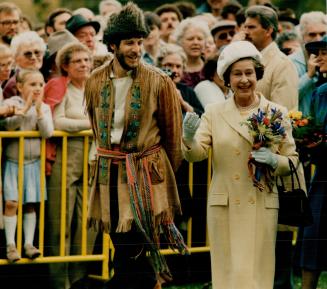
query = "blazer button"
xmin=235 ymin=149 xmax=241 ymax=155
xmin=234 ymin=174 xmax=240 ymax=180
xmin=235 ymin=199 xmax=241 ymax=205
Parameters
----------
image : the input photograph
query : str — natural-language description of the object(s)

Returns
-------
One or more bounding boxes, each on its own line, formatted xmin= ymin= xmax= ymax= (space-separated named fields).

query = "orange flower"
xmin=263 ymin=117 xmax=270 ymax=125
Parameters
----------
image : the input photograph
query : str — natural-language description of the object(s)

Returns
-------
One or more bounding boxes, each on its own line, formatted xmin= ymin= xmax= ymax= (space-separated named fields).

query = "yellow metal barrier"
xmin=0 ymin=130 xmax=109 ymax=281
xmin=0 ymin=130 xmax=304 ymax=282
xmin=0 ymin=130 xmax=210 ymax=281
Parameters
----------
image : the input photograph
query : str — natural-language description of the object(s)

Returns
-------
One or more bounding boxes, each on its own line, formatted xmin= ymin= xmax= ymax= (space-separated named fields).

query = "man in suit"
xmin=242 ymin=5 xmax=299 ymax=111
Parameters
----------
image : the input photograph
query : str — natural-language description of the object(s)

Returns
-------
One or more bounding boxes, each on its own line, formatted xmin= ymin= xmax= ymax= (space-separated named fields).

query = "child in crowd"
xmin=2 ymin=70 xmax=53 ymax=263
xmin=0 ymin=104 xmax=18 ymax=231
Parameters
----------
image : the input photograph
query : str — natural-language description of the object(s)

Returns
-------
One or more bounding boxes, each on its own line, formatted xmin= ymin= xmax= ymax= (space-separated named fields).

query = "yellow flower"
xmin=288 ymin=110 xmax=302 ymax=120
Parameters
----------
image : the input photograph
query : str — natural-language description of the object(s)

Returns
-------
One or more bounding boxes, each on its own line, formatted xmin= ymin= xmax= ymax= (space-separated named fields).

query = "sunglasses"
xmin=23 ymin=50 xmax=43 ymax=59
xmin=308 ymin=32 xmax=326 ymax=38
xmin=281 ymin=47 xmax=292 ymax=55
xmin=216 ymin=30 xmax=235 ymax=41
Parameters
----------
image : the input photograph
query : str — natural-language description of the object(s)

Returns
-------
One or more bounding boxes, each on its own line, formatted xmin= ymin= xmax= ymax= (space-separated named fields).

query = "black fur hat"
xmin=103 ymin=2 xmax=149 ymax=46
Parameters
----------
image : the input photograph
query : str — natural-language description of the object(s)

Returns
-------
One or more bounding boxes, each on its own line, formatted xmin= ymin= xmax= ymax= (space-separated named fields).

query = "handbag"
xmin=277 ymin=159 xmax=313 ymax=227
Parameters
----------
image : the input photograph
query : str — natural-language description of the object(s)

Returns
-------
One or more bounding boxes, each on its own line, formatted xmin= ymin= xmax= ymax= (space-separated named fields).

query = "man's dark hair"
xmin=235 ymin=7 xmax=246 ymax=27
xmin=174 ymin=1 xmax=196 ymax=19
xmin=203 ymin=55 xmax=219 ymax=81
xmin=221 ymin=1 xmax=243 ymax=20
xmin=45 ymin=8 xmax=72 ymax=36
xmin=144 ymin=11 xmax=161 ymax=30
xmin=245 ymin=5 xmax=278 ymax=40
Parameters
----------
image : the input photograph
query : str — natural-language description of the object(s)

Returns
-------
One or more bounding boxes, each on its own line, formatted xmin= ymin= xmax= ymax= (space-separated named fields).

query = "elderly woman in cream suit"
xmin=182 ymin=41 xmax=299 ymax=289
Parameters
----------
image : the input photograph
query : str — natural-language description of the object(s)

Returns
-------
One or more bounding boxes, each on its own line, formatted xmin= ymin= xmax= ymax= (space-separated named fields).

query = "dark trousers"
xmin=274 ymin=231 xmax=294 ymax=289
xmin=104 ymin=164 xmax=157 ymax=289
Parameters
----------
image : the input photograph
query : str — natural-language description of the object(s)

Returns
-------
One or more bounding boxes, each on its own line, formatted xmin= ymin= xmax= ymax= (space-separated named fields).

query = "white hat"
xmin=217 ymin=40 xmax=262 ymax=79
xmin=211 ymin=20 xmax=236 ymax=37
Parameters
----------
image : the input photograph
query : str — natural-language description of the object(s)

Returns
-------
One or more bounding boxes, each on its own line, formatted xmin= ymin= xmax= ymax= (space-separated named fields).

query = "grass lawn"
xmin=164 ymin=272 xmax=327 ymax=289
xmin=294 ymin=272 xmax=327 ymax=289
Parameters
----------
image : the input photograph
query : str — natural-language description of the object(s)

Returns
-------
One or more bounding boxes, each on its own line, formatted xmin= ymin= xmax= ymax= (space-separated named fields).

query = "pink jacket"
xmin=44 ymin=76 xmax=69 ymax=175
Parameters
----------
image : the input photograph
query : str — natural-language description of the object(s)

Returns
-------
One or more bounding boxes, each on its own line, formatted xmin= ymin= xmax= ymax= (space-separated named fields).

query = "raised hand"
xmin=183 ymin=111 xmax=201 ymax=143
xmin=307 ymin=54 xmax=318 ymax=78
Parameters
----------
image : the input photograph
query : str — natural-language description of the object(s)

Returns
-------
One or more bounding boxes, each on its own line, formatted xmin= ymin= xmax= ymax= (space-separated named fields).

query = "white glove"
xmin=183 ymin=112 xmax=201 ymax=142
xmin=251 ymin=147 xmax=278 ymax=170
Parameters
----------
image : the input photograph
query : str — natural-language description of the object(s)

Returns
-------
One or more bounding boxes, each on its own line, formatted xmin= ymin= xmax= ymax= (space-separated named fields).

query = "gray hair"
xmin=157 ymin=43 xmax=187 ymax=69
xmin=0 ymin=44 xmax=13 ymax=59
xmin=10 ymin=31 xmax=46 ymax=57
xmin=99 ymin=0 xmax=122 ymax=15
xmin=173 ymin=17 xmax=211 ymax=45
xmin=276 ymin=31 xmax=300 ymax=48
xmin=73 ymin=7 xmax=95 ymax=20
xmin=299 ymin=11 xmax=327 ymax=36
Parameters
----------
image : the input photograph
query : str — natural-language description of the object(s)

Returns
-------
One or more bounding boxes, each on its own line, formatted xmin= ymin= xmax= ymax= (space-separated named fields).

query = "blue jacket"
xmin=289 ymin=48 xmax=319 ymax=115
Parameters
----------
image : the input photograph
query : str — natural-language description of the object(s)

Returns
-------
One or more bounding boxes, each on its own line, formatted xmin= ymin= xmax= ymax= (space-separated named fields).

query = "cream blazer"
xmin=257 ymin=42 xmax=299 ymax=111
xmin=182 ymin=95 xmax=299 ymax=289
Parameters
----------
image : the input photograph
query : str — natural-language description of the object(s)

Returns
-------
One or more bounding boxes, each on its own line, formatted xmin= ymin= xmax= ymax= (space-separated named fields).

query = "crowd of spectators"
xmin=0 ymin=0 xmax=326 ymax=289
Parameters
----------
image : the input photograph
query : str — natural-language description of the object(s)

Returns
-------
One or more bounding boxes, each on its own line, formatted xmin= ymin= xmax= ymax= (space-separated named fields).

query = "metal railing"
xmin=0 ymin=130 xmax=210 ymax=281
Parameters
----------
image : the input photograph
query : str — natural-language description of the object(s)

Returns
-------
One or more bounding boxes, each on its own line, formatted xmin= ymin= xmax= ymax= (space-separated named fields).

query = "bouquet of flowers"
xmin=288 ymin=110 xmax=324 ymax=163
xmin=242 ymin=105 xmax=286 ymax=190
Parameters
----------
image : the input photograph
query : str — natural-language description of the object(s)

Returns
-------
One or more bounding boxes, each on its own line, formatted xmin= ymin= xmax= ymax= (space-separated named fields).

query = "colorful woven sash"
xmin=97 ymin=145 xmax=189 ymax=274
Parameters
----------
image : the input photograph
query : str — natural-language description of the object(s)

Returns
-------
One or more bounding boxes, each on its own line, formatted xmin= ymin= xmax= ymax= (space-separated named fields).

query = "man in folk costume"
xmin=84 ymin=2 xmax=188 ymax=289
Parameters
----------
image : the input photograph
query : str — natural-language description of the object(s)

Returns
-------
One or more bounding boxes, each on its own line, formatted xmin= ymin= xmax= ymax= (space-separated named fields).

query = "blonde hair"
xmin=0 ymin=44 xmax=13 ymax=59
xmin=16 ymin=69 xmax=44 ymax=84
xmin=56 ymin=42 xmax=93 ymax=76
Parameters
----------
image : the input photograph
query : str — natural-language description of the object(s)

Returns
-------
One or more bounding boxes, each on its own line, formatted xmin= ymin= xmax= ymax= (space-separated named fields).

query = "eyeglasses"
xmin=23 ymin=50 xmax=43 ymax=59
xmin=307 ymin=31 xmax=326 ymax=38
xmin=0 ymin=20 xmax=19 ymax=26
xmin=216 ymin=31 xmax=235 ymax=41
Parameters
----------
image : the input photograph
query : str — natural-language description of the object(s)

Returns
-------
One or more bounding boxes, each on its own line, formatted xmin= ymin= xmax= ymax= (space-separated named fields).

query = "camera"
xmin=161 ymin=67 xmax=176 ymax=80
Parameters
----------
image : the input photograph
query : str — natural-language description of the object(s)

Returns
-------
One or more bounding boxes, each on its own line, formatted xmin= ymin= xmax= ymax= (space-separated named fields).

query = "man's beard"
xmin=116 ymin=51 xmax=138 ymax=71
xmin=2 ymin=35 xmax=12 ymax=45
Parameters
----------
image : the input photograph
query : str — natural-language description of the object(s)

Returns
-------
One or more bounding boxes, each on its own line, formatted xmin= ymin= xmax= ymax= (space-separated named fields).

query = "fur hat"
xmin=217 ymin=40 xmax=262 ymax=79
xmin=103 ymin=2 xmax=149 ymax=45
